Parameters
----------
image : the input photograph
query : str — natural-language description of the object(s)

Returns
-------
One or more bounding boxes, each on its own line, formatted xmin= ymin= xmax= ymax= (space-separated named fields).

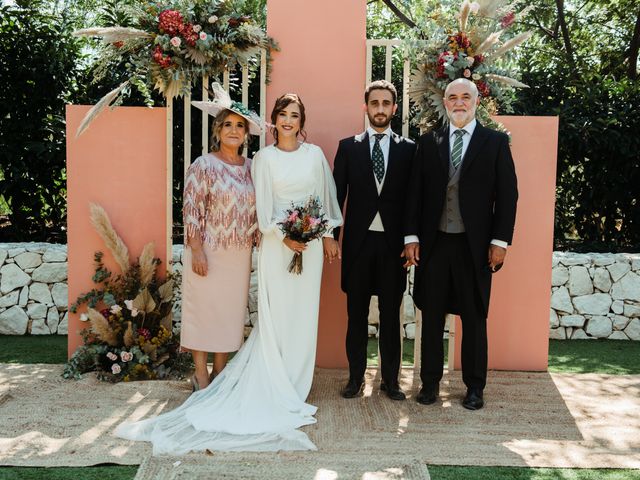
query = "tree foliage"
xmin=0 ymin=0 xmax=85 ymax=241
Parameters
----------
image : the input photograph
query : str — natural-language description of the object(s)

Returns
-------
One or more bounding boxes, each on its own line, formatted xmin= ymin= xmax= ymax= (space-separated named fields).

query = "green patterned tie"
xmin=372 ymin=133 xmax=386 ymax=183
xmin=451 ymin=129 xmax=466 ymax=170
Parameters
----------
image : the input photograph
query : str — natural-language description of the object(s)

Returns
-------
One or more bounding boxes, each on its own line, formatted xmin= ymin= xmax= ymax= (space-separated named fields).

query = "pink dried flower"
xmin=106 ymin=352 xmax=118 ymax=361
xmin=111 ymin=364 xmax=121 ymax=374
xmin=199 ymin=32 xmax=207 ymax=41
xmin=501 ymin=12 xmax=516 ymax=28
xmin=463 ymin=68 xmax=471 ymax=78
xmin=137 ymin=328 xmax=151 ymax=340
xmin=120 ymin=351 xmax=134 ymax=362
xmin=170 ymin=36 xmax=181 ymax=48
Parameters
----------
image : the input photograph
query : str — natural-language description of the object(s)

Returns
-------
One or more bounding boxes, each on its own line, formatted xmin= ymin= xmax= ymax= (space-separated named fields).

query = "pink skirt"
xmin=180 ymin=244 xmax=252 ymax=352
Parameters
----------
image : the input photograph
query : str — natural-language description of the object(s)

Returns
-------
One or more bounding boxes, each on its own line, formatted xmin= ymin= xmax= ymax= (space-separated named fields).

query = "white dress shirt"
xmin=368 ymin=126 xmax=392 ymax=232
xmin=404 ymin=119 xmax=507 ymax=249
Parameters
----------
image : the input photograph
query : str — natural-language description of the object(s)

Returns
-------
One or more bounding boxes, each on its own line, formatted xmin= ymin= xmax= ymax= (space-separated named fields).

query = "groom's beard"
xmin=367 ymin=112 xmax=392 ymax=129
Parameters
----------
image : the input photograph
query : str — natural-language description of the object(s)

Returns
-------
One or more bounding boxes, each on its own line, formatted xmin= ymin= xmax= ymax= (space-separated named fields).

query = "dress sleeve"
xmin=183 ymin=158 xmax=210 ymax=245
xmin=316 ymin=146 xmax=343 ymax=236
xmin=251 ymin=149 xmax=285 ymax=240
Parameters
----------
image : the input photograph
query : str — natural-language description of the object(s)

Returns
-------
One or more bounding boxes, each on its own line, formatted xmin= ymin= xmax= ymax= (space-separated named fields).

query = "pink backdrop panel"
xmin=267 ymin=0 xmax=366 ymax=367
xmin=66 ymin=105 xmax=168 ymax=357
xmin=452 ymin=116 xmax=558 ymax=371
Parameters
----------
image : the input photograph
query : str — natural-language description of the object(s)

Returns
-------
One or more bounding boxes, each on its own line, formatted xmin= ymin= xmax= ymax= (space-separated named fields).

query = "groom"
xmin=403 ymin=78 xmax=518 ymax=410
xmin=333 ymin=80 xmax=416 ymax=401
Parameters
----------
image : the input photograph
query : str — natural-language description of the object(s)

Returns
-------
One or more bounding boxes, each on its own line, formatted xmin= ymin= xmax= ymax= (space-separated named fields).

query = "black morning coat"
xmin=404 ymin=122 xmax=518 ymax=315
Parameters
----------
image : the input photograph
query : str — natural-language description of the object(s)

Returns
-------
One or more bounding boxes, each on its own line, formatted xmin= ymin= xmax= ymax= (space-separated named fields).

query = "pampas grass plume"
xmin=139 ymin=242 xmax=156 ymax=287
xmin=89 ymin=203 xmax=130 ymax=274
xmin=88 ymin=308 xmax=118 ymax=346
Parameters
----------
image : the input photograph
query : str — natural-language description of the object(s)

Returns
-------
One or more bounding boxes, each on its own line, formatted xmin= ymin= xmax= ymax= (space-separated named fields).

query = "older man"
xmin=404 ymin=78 xmax=518 ymax=410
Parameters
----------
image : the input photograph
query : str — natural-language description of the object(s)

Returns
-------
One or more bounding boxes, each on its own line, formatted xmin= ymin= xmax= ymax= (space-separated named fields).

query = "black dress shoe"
xmin=380 ymin=381 xmax=406 ymax=401
xmin=341 ymin=379 xmax=364 ymax=398
xmin=462 ymin=388 xmax=484 ymax=410
xmin=416 ymin=384 xmax=439 ymax=405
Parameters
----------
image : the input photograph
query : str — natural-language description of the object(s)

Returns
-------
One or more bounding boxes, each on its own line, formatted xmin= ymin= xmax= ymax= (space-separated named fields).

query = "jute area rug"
xmin=1 ymin=364 xmax=639 ymax=474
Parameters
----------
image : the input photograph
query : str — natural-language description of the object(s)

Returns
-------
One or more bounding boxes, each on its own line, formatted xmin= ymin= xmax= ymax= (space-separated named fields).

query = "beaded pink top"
xmin=183 ymin=154 xmax=259 ymax=250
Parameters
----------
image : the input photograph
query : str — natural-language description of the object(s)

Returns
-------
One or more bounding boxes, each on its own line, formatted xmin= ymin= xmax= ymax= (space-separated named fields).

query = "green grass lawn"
xmin=429 ymin=466 xmax=640 ymax=479
xmin=1 ymin=335 xmax=639 ymax=479
xmin=0 ymin=466 xmax=138 ymax=480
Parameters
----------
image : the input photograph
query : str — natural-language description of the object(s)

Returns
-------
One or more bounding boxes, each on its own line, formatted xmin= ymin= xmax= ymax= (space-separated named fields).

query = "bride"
xmin=114 ymin=93 xmax=342 ymax=454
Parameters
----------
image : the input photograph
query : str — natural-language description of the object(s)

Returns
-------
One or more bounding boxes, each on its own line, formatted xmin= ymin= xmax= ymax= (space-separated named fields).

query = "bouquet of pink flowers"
xmin=278 ymin=196 xmax=329 ymax=274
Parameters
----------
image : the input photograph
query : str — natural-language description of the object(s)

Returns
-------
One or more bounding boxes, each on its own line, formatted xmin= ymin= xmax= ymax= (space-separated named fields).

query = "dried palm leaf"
xmin=88 ymin=308 xmax=118 ymax=346
xmin=459 ymin=1 xmax=471 ymax=32
xmin=490 ymin=31 xmax=533 ymax=59
xmin=475 ymin=31 xmax=503 ymax=55
xmin=89 ymin=203 xmax=130 ymax=273
xmin=185 ymin=47 xmax=209 ymax=65
xmin=123 ymin=321 xmax=135 ymax=348
xmin=74 ymin=27 xmax=151 ymax=43
xmin=139 ymin=242 xmax=156 ymax=287
xmin=158 ymin=280 xmax=174 ymax=304
xmin=76 ymin=81 xmax=129 ymax=137
xmin=154 ymin=76 xmax=184 ymax=99
xmin=133 ymin=288 xmax=156 ymax=313
xmin=161 ymin=312 xmax=173 ymax=330
xmin=485 ymin=73 xmax=529 ymax=88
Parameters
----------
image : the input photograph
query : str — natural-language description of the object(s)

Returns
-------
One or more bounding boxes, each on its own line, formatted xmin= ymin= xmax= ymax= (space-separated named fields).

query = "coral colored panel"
xmin=66 ymin=105 xmax=168 ymax=357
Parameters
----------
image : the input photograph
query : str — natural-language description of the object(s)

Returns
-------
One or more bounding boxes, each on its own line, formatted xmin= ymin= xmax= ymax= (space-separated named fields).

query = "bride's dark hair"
xmin=270 ymin=93 xmax=307 ymax=145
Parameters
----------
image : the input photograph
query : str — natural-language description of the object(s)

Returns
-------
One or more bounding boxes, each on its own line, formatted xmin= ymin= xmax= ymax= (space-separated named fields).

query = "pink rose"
xmin=106 ymin=352 xmax=118 ymax=361
xmin=120 ymin=351 xmax=133 ymax=362
xmin=170 ymin=36 xmax=181 ymax=48
xmin=111 ymin=364 xmax=121 ymax=374
xmin=193 ymin=24 xmax=202 ymax=33
xmin=463 ymin=69 xmax=471 ymax=78
xmin=199 ymin=32 xmax=207 ymax=41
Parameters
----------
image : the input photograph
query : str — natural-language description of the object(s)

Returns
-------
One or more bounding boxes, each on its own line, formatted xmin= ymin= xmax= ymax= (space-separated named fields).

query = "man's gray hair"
xmin=444 ymin=78 xmax=479 ymax=98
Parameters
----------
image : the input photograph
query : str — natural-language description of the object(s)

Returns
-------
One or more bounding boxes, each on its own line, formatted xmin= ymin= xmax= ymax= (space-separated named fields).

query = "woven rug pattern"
xmin=134 ymin=454 xmax=430 ymax=480
xmin=1 ymin=363 xmax=639 ymax=471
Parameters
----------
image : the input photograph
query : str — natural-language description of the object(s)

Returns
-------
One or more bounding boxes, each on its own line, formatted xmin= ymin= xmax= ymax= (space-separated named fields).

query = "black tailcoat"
xmin=405 ymin=123 xmax=518 ymax=315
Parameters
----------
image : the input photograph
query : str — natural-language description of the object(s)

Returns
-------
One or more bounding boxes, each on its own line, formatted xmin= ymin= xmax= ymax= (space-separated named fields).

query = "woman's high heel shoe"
xmin=190 ymin=375 xmax=201 ymax=393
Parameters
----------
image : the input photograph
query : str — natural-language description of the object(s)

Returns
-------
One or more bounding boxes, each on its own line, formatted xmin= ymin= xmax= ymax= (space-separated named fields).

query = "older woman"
xmin=181 ymin=83 xmax=263 ymax=391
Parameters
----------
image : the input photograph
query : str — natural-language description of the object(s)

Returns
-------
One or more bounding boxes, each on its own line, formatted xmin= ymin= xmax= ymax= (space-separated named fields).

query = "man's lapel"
xmin=354 ymin=131 xmax=378 ymax=194
xmin=435 ymin=125 xmax=450 ymax=173
xmin=460 ymin=122 xmax=489 ymax=177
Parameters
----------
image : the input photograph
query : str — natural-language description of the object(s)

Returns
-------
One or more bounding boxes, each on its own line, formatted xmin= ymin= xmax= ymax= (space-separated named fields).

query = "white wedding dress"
xmin=114 ymin=143 xmax=342 ymax=454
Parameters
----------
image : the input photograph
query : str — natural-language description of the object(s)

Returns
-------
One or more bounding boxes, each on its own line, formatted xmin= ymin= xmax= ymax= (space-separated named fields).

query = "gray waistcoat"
xmin=439 ymin=160 xmax=466 ymax=233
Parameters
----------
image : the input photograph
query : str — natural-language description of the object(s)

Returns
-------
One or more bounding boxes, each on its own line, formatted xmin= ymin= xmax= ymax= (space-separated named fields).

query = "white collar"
xmin=367 ymin=126 xmax=393 ymax=140
xmin=448 ymin=118 xmax=477 ymax=138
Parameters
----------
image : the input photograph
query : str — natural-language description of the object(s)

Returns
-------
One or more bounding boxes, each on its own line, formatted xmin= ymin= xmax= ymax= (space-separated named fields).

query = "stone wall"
xmin=2 ymin=243 xmax=639 ymax=340
xmin=0 ymin=243 xmax=68 ymax=335
xmin=550 ymin=252 xmax=640 ymax=340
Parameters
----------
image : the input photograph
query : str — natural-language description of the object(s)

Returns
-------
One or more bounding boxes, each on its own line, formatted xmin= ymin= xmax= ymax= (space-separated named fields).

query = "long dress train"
xmin=114 ymin=143 xmax=342 ymax=453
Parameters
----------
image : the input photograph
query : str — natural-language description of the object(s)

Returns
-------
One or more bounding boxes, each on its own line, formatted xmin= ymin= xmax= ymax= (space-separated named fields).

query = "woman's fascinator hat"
xmin=191 ymin=83 xmax=264 ymax=136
